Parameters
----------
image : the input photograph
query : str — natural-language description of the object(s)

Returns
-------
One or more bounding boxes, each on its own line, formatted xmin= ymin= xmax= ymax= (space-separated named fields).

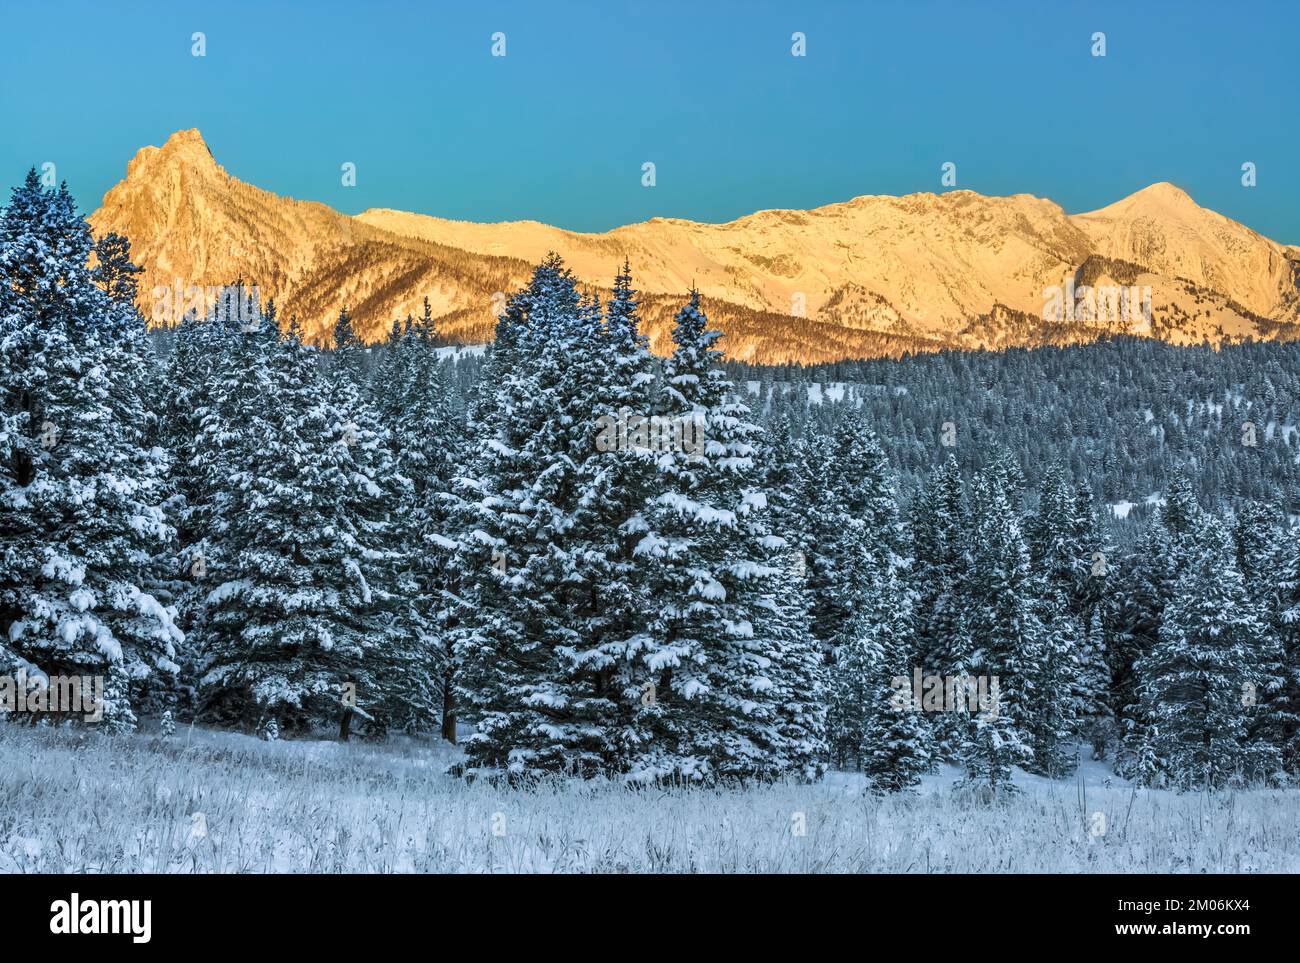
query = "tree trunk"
xmin=440 ymin=679 xmax=456 ymax=744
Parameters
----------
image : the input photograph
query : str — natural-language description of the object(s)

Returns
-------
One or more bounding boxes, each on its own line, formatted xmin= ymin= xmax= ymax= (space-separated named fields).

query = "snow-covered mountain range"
xmin=89 ymin=129 xmax=1300 ymax=362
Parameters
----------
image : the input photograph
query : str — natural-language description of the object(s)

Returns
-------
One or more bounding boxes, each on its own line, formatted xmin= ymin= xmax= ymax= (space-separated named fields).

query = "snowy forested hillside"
xmin=727 ymin=339 xmax=1300 ymax=523
xmin=3 ymin=170 xmax=1299 ymax=800
xmin=263 ymin=335 xmax=1300 ymax=535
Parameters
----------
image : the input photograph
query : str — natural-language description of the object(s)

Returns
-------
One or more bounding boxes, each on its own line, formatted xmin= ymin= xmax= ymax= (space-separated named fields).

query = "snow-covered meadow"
xmin=3 ymin=723 xmax=1296 ymax=873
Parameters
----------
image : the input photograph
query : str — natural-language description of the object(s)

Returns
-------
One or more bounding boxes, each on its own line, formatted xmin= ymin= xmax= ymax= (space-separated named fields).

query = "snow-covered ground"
xmin=434 ymin=343 xmax=487 ymax=362
xmin=1110 ymin=492 xmax=1165 ymax=520
xmin=2 ymin=723 xmax=1296 ymax=873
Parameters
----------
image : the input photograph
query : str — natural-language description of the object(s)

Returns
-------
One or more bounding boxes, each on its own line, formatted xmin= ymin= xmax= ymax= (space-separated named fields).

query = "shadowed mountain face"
xmin=89 ymin=129 xmax=1300 ymax=363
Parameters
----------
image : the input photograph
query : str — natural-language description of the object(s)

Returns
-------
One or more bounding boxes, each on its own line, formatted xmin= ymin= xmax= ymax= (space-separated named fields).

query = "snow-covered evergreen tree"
xmin=372 ymin=309 xmax=463 ymax=739
xmin=90 ymin=231 xmax=144 ymax=309
xmin=909 ymin=456 xmax=968 ymax=679
xmin=321 ymin=307 xmax=417 ymax=737
xmin=824 ymin=557 xmax=880 ymax=772
xmin=1027 ymin=465 xmax=1089 ymax=613
xmin=1108 ymin=518 xmax=1176 ymax=732
xmin=631 ymin=290 xmax=789 ymax=782
xmin=451 ymin=256 xmax=634 ymax=776
xmin=0 ymin=171 xmax=181 ymax=730
xmin=756 ymin=548 xmax=829 ymax=781
xmin=1274 ymin=517 xmax=1300 ymax=773
xmin=790 ymin=425 xmax=837 ymax=652
xmin=799 ymin=413 xmax=899 ymax=656
xmin=161 ymin=288 xmax=252 ymax=708
xmin=1022 ymin=593 xmax=1080 ymax=777
xmin=760 ymin=410 xmax=808 ymax=552
xmin=1075 ymin=605 xmax=1116 ymax=758
xmin=959 ymin=711 xmax=1029 ymax=797
xmin=1159 ymin=467 xmax=1202 ymax=567
xmin=1023 ymin=466 xmax=1097 ymax=773
xmin=328 ymin=305 xmax=368 ymax=385
xmin=1229 ymin=501 xmax=1294 ymax=776
xmin=957 ymin=465 xmax=1036 ymax=780
xmin=1134 ymin=515 xmax=1279 ymax=788
xmin=836 ymin=560 xmax=931 ymax=791
xmin=192 ymin=314 xmax=395 ymax=735
xmin=573 ymin=261 xmax=672 ymax=768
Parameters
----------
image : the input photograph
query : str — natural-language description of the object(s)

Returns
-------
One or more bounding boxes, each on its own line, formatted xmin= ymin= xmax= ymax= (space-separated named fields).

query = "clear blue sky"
xmin=1 ymin=0 xmax=1296 ymax=241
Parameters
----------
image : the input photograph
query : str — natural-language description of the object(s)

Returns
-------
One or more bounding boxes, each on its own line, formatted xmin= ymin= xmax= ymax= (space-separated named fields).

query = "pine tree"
xmin=852 ymin=563 xmax=931 ymax=791
xmin=909 ymin=456 xmax=968 ymax=679
xmin=957 ymin=465 xmax=1037 ymax=781
xmin=193 ymin=316 xmax=395 ymax=735
xmin=632 ymin=290 xmax=789 ymax=781
xmin=1276 ymin=526 xmax=1300 ymax=773
xmin=376 ymin=313 xmax=464 ymax=740
xmin=0 ymin=171 xmax=181 ymax=730
xmin=90 ymin=231 xmax=145 ymax=309
xmin=757 ymin=548 xmax=829 ymax=781
xmin=451 ymin=255 xmax=633 ymax=777
xmin=1134 ymin=515 xmax=1278 ymax=788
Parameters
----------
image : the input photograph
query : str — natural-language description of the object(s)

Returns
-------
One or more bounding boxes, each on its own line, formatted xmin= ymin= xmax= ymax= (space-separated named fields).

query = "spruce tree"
xmin=853 ymin=562 xmax=932 ymax=791
xmin=0 ymin=172 xmax=181 ymax=730
xmin=451 ymin=255 xmax=630 ymax=776
xmin=323 ymin=307 xmax=413 ymax=737
xmin=1230 ymin=501 xmax=1294 ymax=775
xmin=90 ymin=231 xmax=145 ymax=309
xmin=632 ymin=290 xmax=789 ymax=781
xmin=582 ymin=261 xmax=665 ymax=768
xmin=960 ymin=710 xmax=1029 ymax=796
xmin=909 ymin=456 xmax=968 ymax=679
xmin=193 ymin=316 xmax=395 ymax=735
xmin=957 ymin=465 xmax=1035 ymax=782
xmin=1108 ymin=517 xmax=1176 ymax=738
xmin=378 ymin=313 xmax=464 ymax=739
xmin=756 ymin=548 xmax=829 ymax=781
xmin=1134 ymin=515 xmax=1278 ymax=788
xmin=791 ymin=426 xmax=837 ymax=654
xmin=1275 ymin=526 xmax=1300 ymax=772
xmin=1027 ymin=464 xmax=1091 ymax=614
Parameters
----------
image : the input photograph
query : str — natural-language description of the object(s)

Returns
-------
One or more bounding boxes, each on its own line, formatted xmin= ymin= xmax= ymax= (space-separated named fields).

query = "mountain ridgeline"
xmin=89 ymin=129 xmax=1300 ymax=363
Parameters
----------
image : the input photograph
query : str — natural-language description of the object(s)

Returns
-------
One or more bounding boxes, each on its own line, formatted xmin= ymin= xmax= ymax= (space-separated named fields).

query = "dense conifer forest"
xmin=5 ymin=172 xmax=1299 ymax=793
